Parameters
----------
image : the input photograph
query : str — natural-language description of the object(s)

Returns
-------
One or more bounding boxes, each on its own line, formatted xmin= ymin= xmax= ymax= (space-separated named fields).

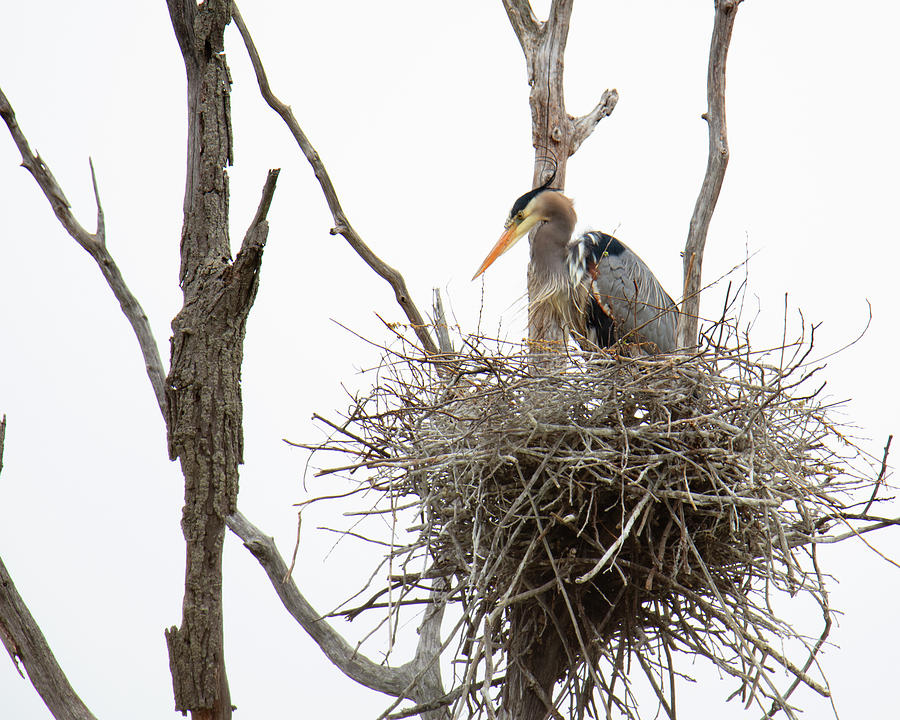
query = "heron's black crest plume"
xmin=508 ymin=167 xmax=559 ymax=220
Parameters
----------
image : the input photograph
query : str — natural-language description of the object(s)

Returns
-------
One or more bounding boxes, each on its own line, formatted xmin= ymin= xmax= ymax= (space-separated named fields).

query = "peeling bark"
xmin=163 ymin=2 xmax=276 ymax=717
xmin=501 ymin=0 xmax=618 ymax=346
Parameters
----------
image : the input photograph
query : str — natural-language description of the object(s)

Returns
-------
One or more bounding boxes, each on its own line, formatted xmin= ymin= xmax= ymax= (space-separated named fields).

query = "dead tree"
xmin=0 ymin=1 xmax=445 ymax=717
xmin=497 ymin=1 xmax=741 ymax=717
xmin=162 ymin=1 xmax=272 ymax=717
xmin=1 ymin=1 xmax=279 ymax=717
xmin=3 ymin=4 xmax=893 ymax=720
xmin=502 ymin=0 xmax=618 ymax=348
xmin=0 ymin=0 xmax=735 ymax=717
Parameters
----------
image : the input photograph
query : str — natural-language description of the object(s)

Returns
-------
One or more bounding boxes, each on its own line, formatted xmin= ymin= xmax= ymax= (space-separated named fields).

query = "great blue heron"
xmin=473 ymin=180 xmax=678 ymax=353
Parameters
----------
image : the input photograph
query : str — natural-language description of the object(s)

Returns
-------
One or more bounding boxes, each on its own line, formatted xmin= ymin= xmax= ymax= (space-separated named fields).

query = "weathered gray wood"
xmin=0 ymin=88 xmax=167 ymax=418
xmin=432 ymin=289 xmax=454 ymax=354
xmin=0 ymin=423 xmax=97 ymax=720
xmin=677 ymin=0 xmax=743 ymax=348
xmin=501 ymin=0 xmax=618 ymax=347
xmin=0 ymin=557 xmax=98 ymax=720
xmin=500 ymin=3 xmax=623 ymax=716
xmin=164 ymin=2 xmax=277 ymax=718
xmin=226 ymin=511 xmax=448 ymax=718
xmin=231 ymin=3 xmax=439 ymax=358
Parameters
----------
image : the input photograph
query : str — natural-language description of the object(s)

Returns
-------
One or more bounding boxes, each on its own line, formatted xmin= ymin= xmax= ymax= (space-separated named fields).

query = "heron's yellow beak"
xmin=472 ymin=213 xmax=540 ymax=280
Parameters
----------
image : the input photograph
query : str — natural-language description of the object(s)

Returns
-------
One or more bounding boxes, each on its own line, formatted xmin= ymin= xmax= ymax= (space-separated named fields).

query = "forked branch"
xmin=500 ymin=0 xmax=617 ymax=354
xmin=677 ymin=0 xmax=743 ymax=348
xmin=0 ymin=87 xmax=167 ymax=418
xmin=501 ymin=0 xmax=617 ymax=190
xmin=231 ymin=3 xmax=438 ymax=357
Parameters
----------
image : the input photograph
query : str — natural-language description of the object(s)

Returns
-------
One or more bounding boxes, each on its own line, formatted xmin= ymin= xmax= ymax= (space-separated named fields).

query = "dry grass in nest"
xmin=303 ymin=320 xmax=890 ymax=720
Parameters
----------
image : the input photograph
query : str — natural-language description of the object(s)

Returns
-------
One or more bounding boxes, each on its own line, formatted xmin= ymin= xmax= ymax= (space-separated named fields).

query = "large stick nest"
xmin=307 ymin=321 xmax=887 ymax=719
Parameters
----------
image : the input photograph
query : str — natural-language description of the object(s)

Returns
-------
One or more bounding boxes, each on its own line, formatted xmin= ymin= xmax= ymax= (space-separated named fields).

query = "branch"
xmin=432 ymin=289 xmax=454 ymax=355
xmin=501 ymin=0 xmax=541 ymax=57
xmin=546 ymin=0 xmax=575 ymax=43
xmin=677 ymin=0 xmax=743 ymax=349
xmin=231 ymin=3 xmax=439 ymax=357
xmin=232 ymin=168 xmax=281 ymax=300
xmin=0 ymin=557 xmax=99 ymax=720
xmin=0 ymin=86 xmax=167 ymax=418
xmin=225 ymin=511 xmax=419 ymax=699
xmin=571 ymin=89 xmax=619 ymax=154
xmin=240 ymin=168 xmax=280 ymax=256
xmin=0 ymin=422 xmax=98 ymax=720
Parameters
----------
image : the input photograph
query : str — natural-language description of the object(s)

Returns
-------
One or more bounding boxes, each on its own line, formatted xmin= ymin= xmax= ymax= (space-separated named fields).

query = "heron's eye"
xmin=515 ymin=212 xmax=525 ymax=222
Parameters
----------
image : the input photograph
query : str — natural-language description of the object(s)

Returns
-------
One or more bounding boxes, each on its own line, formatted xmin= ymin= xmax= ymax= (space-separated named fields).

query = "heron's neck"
xmin=530 ymin=212 xmax=575 ymax=283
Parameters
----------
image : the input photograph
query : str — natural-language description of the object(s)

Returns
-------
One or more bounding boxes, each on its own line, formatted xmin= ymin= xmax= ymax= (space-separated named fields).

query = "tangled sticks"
xmin=308 ymin=323 xmax=883 ymax=719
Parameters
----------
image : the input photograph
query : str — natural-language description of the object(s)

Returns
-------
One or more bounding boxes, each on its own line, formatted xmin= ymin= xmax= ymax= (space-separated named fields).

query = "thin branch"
xmin=225 ymin=510 xmax=422 ymax=699
xmin=677 ymin=0 xmax=743 ymax=348
xmin=0 ymin=414 xmax=5 ymax=477
xmin=432 ymin=289 xmax=454 ymax=355
xmin=230 ymin=3 xmax=439 ymax=357
xmin=0 ymin=86 xmax=167 ymax=418
xmin=861 ymin=434 xmax=892 ymax=516
xmin=575 ymin=490 xmax=654 ymax=584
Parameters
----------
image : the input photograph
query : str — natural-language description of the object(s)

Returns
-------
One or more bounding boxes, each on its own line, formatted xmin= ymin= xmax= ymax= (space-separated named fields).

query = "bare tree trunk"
xmin=501 ymin=3 xmax=617 ymax=715
xmin=502 ymin=606 xmax=568 ymax=720
xmin=503 ymin=0 xmax=617 ymax=350
xmin=163 ymin=2 xmax=274 ymax=718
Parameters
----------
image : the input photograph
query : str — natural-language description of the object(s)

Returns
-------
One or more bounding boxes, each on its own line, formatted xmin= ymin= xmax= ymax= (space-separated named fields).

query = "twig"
xmin=433 ymin=289 xmax=454 ymax=355
xmin=0 ymin=86 xmax=167 ymax=417
xmin=283 ymin=511 xmax=303 ymax=583
xmin=861 ymin=434 xmax=892 ymax=515
xmin=576 ymin=490 xmax=654 ymax=584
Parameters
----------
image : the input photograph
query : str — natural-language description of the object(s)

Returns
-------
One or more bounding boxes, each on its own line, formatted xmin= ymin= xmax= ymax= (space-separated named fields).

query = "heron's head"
xmin=472 ymin=185 xmax=570 ymax=280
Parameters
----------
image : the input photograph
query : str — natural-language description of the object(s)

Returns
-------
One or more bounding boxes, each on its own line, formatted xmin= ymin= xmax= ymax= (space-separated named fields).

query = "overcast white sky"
xmin=1 ymin=2 xmax=898 ymax=718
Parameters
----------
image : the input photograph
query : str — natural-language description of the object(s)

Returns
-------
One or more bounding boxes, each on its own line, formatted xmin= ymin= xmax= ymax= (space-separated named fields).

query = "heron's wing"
xmin=568 ymin=232 xmax=677 ymax=352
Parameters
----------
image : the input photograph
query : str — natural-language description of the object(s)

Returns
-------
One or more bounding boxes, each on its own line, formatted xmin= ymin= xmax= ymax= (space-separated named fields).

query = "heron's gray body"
xmin=566 ymin=231 xmax=677 ymax=352
xmin=476 ymin=185 xmax=678 ymax=353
